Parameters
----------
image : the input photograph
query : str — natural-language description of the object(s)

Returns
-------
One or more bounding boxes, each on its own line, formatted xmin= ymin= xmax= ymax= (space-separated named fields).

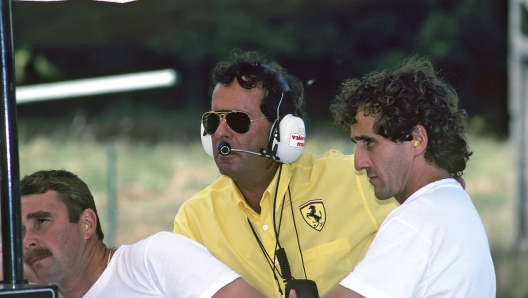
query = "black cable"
xmin=272 ymin=165 xmax=292 ymax=281
xmin=288 ymin=186 xmax=308 ymax=279
xmin=246 ymin=163 xmax=312 ymax=295
xmin=274 ymin=166 xmax=287 ymax=240
xmin=247 ymin=219 xmax=285 ymax=296
xmin=247 ymin=164 xmax=288 ymax=296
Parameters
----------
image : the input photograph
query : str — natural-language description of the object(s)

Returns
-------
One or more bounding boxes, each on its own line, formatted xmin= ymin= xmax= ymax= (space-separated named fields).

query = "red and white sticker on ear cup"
xmin=273 ymin=114 xmax=305 ymax=163
xmin=289 ymin=133 xmax=305 ymax=148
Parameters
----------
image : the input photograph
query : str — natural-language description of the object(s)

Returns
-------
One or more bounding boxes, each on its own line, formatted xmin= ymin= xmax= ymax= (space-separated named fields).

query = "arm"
xmin=324 ymin=285 xmax=364 ymax=298
xmin=212 ymin=277 xmax=265 ymax=298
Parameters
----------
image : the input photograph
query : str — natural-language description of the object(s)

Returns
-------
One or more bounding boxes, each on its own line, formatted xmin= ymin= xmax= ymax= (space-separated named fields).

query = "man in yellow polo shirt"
xmin=174 ymin=51 xmax=398 ymax=297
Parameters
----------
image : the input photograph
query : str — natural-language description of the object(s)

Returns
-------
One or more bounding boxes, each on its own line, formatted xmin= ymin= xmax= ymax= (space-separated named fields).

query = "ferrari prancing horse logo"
xmin=299 ymin=199 xmax=326 ymax=231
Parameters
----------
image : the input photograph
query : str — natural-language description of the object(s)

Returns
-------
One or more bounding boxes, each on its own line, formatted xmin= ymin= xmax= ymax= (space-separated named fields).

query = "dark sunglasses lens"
xmin=203 ymin=113 xmax=220 ymax=134
xmin=226 ymin=112 xmax=251 ymax=134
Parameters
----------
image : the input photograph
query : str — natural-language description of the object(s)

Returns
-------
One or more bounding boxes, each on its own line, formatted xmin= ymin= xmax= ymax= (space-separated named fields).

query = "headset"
xmin=200 ymin=70 xmax=305 ymax=164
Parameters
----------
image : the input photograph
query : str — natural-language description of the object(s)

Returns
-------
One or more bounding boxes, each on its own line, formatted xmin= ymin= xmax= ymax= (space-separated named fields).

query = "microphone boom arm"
xmin=218 ymin=141 xmax=280 ymax=162
xmin=231 ymin=148 xmax=262 ymax=156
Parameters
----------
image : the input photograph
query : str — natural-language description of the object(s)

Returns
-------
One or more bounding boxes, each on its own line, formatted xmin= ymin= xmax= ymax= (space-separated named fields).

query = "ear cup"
xmin=269 ymin=114 xmax=305 ymax=163
xmin=201 ymin=123 xmax=214 ymax=157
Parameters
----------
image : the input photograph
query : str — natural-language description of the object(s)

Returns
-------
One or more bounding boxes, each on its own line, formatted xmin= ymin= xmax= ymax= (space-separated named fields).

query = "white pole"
xmin=509 ymin=0 xmax=528 ymax=251
xmin=16 ymin=69 xmax=178 ymax=104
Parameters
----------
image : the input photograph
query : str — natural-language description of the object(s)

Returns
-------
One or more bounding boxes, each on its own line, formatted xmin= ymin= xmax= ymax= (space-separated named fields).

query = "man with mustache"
xmin=13 ymin=169 xmax=264 ymax=298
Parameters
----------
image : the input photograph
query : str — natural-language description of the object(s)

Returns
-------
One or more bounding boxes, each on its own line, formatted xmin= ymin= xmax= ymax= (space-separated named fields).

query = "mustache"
xmin=24 ymin=247 xmax=53 ymax=264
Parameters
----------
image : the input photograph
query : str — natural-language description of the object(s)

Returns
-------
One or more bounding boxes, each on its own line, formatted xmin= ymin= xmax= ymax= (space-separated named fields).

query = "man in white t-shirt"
xmin=12 ymin=169 xmax=264 ymax=298
xmin=293 ymin=57 xmax=495 ymax=298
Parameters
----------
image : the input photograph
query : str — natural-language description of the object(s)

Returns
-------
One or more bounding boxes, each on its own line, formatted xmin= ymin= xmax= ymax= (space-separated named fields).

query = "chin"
xmin=217 ymin=164 xmax=238 ymax=177
xmin=374 ymin=191 xmax=392 ymax=201
xmin=33 ymin=271 xmax=51 ymax=284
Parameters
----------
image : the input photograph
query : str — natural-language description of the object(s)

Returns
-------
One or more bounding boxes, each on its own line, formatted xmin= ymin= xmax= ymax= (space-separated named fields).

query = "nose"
xmin=23 ymin=228 xmax=38 ymax=250
xmin=213 ymin=116 xmax=232 ymax=139
xmin=354 ymin=146 xmax=370 ymax=172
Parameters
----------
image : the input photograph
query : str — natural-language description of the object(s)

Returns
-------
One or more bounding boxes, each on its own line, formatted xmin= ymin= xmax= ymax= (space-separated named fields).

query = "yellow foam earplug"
xmin=413 ymin=140 xmax=421 ymax=148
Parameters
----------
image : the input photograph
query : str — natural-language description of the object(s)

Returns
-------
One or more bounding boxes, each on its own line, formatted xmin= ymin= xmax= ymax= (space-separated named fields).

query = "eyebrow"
xmin=26 ymin=211 xmax=52 ymax=220
xmin=351 ymin=135 xmax=373 ymax=144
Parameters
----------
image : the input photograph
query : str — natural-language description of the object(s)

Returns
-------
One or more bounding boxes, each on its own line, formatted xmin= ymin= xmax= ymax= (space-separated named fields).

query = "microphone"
xmin=218 ymin=141 xmax=277 ymax=159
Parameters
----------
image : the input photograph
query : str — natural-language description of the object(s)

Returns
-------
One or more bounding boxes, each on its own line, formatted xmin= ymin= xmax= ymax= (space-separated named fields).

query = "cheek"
xmin=248 ymin=124 xmax=272 ymax=147
xmin=380 ymin=152 xmax=407 ymax=180
xmin=57 ymin=227 xmax=82 ymax=250
xmin=372 ymin=153 xmax=395 ymax=176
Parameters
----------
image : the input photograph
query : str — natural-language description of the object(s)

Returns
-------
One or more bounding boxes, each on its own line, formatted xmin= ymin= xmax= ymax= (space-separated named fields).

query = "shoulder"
xmin=297 ymin=149 xmax=354 ymax=162
xmin=174 ymin=176 xmax=241 ymax=239
xmin=291 ymin=150 xmax=372 ymax=187
xmin=135 ymin=232 xmax=209 ymax=255
xmin=143 ymin=231 xmax=194 ymax=243
xmin=403 ymin=179 xmax=469 ymax=212
xmin=293 ymin=150 xmax=355 ymax=169
xmin=178 ymin=176 xmax=233 ymax=209
xmin=385 ymin=180 xmax=475 ymax=231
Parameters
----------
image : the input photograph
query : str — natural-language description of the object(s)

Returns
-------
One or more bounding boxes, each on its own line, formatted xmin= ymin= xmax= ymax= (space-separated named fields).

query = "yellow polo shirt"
xmin=174 ymin=150 xmax=398 ymax=297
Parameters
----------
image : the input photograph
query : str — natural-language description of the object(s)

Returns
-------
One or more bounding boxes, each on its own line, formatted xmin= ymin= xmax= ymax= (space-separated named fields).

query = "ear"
xmin=80 ymin=208 xmax=98 ymax=240
xmin=410 ymin=125 xmax=427 ymax=155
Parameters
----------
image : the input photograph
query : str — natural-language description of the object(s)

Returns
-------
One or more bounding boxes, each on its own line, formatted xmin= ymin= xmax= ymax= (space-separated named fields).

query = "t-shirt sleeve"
xmin=135 ymin=231 xmax=240 ymax=297
xmin=339 ymin=218 xmax=430 ymax=298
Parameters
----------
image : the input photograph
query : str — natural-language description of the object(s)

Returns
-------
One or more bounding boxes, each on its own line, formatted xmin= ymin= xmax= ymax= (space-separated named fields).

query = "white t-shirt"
xmin=84 ymin=232 xmax=241 ymax=298
xmin=340 ymin=178 xmax=496 ymax=298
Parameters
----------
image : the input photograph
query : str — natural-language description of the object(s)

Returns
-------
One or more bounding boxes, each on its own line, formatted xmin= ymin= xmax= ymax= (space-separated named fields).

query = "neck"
xmin=397 ymin=164 xmax=451 ymax=204
xmin=59 ymin=243 xmax=113 ymax=298
xmin=235 ymin=163 xmax=280 ymax=214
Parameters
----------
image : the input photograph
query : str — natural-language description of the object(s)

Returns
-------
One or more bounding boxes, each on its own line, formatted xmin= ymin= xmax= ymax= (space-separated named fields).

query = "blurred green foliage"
xmin=12 ymin=0 xmax=507 ymax=136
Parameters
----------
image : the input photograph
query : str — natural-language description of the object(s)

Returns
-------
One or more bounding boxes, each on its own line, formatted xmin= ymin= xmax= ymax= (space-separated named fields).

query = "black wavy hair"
xmin=20 ymin=169 xmax=105 ymax=242
xmin=331 ymin=56 xmax=472 ymax=177
xmin=209 ymin=51 xmax=305 ymax=121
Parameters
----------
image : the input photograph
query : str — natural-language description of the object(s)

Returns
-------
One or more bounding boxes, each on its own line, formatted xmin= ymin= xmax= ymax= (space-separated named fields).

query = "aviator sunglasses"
xmin=202 ymin=110 xmax=267 ymax=134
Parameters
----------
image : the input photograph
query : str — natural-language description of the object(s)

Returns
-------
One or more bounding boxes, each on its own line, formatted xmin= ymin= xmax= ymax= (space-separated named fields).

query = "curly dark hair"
xmin=209 ymin=51 xmax=305 ymax=121
xmin=330 ymin=56 xmax=472 ymax=177
xmin=20 ymin=170 xmax=105 ymax=242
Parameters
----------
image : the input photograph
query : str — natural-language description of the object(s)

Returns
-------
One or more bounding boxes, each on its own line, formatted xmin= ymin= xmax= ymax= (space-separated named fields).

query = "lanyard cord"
xmin=272 ymin=166 xmax=292 ymax=282
xmin=288 ymin=186 xmax=308 ymax=279
xmin=246 ymin=164 xmax=310 ymax=295
xmin=247 ymin=219 xmax=284 ymax=296
xmin=273 ymin=165 xmax=287 ymax=250
xmin=246 ymin=164 xmax=286 ymax=296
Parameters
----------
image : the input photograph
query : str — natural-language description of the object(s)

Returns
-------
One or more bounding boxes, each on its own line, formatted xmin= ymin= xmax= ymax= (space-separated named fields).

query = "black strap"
xmin=247 ymin=219 xmax=284 ymax=296
xmin=245 ymin=164 xmax=310 ymax=295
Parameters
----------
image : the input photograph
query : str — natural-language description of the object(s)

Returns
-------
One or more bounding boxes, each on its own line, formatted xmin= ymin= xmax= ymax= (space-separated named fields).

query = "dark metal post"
xmin=0 ymin=0 xmax=24 ymax=284
xmin=0 ymin=1 xmax=59 ymax=295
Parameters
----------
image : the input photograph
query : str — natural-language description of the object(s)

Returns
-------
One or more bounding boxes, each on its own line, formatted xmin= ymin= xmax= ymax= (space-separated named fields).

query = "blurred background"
xmin=8 ymin=0 xmax=524 ymax=297
xmin=13 ymin=0 xmax=507 ymax=139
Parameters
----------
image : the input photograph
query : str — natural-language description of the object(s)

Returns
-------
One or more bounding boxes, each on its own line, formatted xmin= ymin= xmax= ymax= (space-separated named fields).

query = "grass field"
xmin=18 ymin=126 xmax=528 ymax=297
